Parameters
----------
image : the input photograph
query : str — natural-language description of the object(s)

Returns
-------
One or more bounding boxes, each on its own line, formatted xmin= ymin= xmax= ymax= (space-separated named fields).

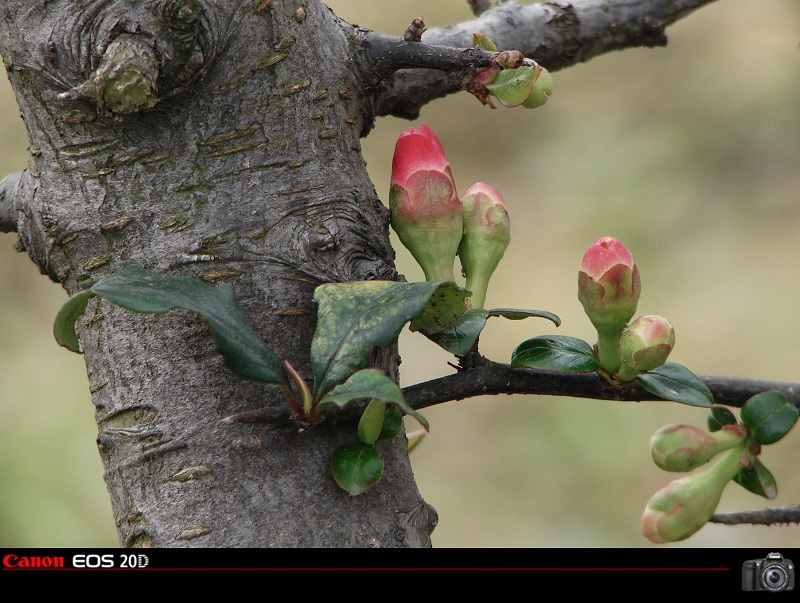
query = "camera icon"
xmin=742 ymin=552 xmax=794 ymax=592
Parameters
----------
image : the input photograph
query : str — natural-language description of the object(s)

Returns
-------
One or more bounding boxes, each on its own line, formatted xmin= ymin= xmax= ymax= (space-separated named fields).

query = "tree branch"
xmin=468 ymin=0 xmax=492 ymax=18
xmin=376 ymin=0 xmax=717 ymax=119
xmin=710 ymin=505 xmax=800 ymax=527
xmin=401 ymin=361 xmax=800 ymax=412
xmin=362 ymin=31 xmax=497 ymax=79
xmin=0 ymin=171 xmax=21 ymax=233
xmin=225 ymin=361 xmax=800 ymax=426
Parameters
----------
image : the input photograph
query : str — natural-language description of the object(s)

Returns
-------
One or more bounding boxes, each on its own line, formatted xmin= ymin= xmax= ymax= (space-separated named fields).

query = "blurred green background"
xmin=1 ymin=0 xmax=799 ymax=548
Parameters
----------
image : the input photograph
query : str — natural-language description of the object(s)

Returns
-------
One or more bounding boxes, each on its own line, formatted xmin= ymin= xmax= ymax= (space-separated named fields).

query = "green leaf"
xmin=379 ymin=406 xmax=403 ymax=440
xmin=58 ymin=265 xmax=287 ymax=385
xmin=707 ymin=406 xmax=738 ymax=432
xmin=53 ymin=290 xmax=96 ymax=352
xmin=311 ymin=281 xmax=465 ymax=396
xmin=636 ymin=362 xmax=713 ymax=408
xmin=511 ymin=335 xmax=598 ymax=372
xmin=357 ymin=399 xmax=386 ymax=446
xmin=734 ymin=457 xmax=777 ymax=499
xmin=740 ymin=390 xmax=799 ymax=445
xmin=485 ymin=65 xmax=539 ymax=107
xmin=317 ymin=368 xmax=428 ymax=430
xmin=330 ymin=443 xmax=384 ymax=496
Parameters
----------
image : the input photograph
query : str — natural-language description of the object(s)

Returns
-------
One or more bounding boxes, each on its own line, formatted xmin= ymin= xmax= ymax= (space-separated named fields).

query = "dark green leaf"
xmin=379 ymin=406 xmax=403 ymax=440
xmin=636 ymin=362 xmax=713 ymax=408
xmin=357 ymin=399 xmax=386 ymax=446
xmin=330 ymin=443 xmax=384 ymax=496
xmin=734 ymin=457 xmax=777 ymax=499
xmin=511 ymin=335 xmax=598 ymax=372
xmin=317 ymin=368 xmax=428 ymax=430
xmin=740 ymin=390 xmax=799 ymax=445
xmin=62 ymin=265 xmax=287 ymax=385
xmin=428 ymin=307 xmax=562 ymax=357
xmin=707 ymin=406 xmax=738 ymax=432
xmin=485 ymin=65 xmax=538 ymax=107
xmin=53 ymin=290 xmax=96 ymax=352
xmin=311 ymin=281 xmax=465 ymax=396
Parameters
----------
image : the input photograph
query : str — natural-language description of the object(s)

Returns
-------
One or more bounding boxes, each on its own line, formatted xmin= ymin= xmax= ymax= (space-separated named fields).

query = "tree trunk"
xmin=0 ymin=0 xmax=435 ymax=547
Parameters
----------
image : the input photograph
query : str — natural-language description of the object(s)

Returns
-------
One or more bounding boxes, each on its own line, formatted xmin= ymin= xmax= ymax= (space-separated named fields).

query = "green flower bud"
xmin=390 ymin=124 xmax=463 ymax=281
xmin=522 ymin=66 xmax=553 ymax=108
xmin=615 ymin=315 xmax=675 ymax=382
xmin=457 ymin=182 xmax=511 ymax=309
xmin=641 ymin=445 xmax=746 ymax=543
xmin=650 ymin=423 xmax=748 ymax=472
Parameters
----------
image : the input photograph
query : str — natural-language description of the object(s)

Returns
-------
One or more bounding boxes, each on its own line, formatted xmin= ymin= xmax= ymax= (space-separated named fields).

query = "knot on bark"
xmin=57 ymin=0 xmax=207 ymax=115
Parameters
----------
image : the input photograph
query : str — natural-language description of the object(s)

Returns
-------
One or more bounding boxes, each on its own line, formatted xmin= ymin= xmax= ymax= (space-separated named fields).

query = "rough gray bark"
xmin=0 ymin=0 xmax=717 ymax=547
xmin=0 ymin=0 xmax=434 ymax=548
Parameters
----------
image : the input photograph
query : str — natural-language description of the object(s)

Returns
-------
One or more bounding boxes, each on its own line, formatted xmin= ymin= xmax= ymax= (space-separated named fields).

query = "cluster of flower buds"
xmin=389 ymin=124 xmax=510 ymax=309
xmin=641 ymin=423 xmax=749 ymax=543
xmin=465 ymin=33 xmax=553 ymax=110
xmin=577 ymin=237 xmax=675 ymax=379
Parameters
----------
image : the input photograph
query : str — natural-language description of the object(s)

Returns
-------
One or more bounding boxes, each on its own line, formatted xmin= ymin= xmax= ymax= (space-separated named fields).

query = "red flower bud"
xmin=390 ymin=124 xmax=463 ymax=282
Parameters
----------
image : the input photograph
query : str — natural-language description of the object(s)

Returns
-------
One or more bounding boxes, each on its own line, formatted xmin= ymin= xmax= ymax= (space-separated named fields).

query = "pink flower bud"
xmin=578 ymin=237 xmax=641 ymax=327
xmin=649 ymin=423 xmax=748 ymax=472
xmin=616 ymin=315 xmax=675 ymax=381
xmin=578 ymin=237 xmax=641 ymax=373
xmin=641 ymin=445 xmax=746 ymax=543
xmin=390 ymin=124 xmax=463 ymax=282
xmin=457 ymin=182 xmax=511 ymax=309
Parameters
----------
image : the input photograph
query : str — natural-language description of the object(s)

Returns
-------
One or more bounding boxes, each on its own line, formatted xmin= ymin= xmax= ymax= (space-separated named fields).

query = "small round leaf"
xmin=330 ymin=444 xmax=384 ymax=496
xmin=740 ymin=390 xmax=799 ymax=445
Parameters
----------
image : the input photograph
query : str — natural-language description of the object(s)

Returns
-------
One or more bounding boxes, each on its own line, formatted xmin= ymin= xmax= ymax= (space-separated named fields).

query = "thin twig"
xmin=401 ymin=361 xmax=800 ymax=412
xmin=710 ymin=505 xmax=800 ymax=526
